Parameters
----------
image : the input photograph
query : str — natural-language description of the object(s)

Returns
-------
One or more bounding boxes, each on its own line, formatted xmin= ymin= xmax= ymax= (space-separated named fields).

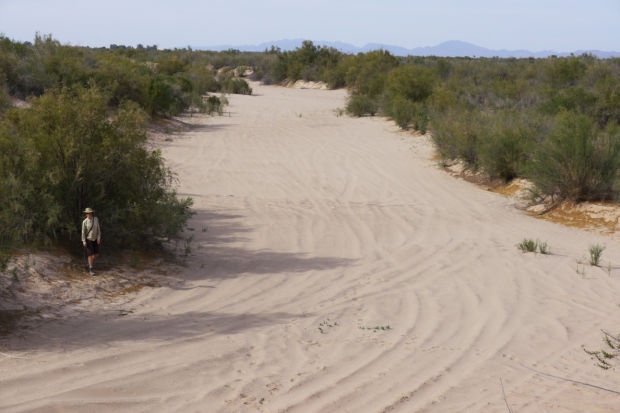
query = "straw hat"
xmin=83 ymin=207 xmax=95 ymax=214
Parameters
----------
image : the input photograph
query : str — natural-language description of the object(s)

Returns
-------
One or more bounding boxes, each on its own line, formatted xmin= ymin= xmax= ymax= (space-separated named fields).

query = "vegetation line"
xmin=0 ymin=35 xmax=618 ymax=256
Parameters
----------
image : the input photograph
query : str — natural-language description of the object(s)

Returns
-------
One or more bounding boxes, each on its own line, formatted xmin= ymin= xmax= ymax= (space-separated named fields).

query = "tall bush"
xmin=527 ymin=112 xmax=620 ymax=202
xmin=0 ymin=86 xmax=192 ymax=248
xmin=385 ymin=95 xmax=428 ymax=133
xmin=430 ymin=107 xmax=483 ymax=168
xmin=386 ymin=65 xmax=436 ymax=102
xmin=478 ymin=110 xmax=540 ymax=181
xmin=347 ymin=94 xmax=378 ymax=116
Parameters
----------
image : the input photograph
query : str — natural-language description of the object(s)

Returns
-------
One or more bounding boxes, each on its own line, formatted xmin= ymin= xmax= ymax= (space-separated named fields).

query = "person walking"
xmin=81 ymin=207 xmax=101 ymax=276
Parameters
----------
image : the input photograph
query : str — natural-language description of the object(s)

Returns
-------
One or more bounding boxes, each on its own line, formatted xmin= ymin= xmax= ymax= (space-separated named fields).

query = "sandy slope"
xmin=2 ymin=82 xmax=620 ymax=412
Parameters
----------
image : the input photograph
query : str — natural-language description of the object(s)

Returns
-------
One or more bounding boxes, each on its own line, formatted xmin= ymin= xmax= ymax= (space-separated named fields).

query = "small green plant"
xmin=359 ymin=324 xmax=392 ymax=332
xmin=347 ymin=94 xmax=378 ymax=117
xmin=205 ymin=95 xmax=223 ymax=115
xmin=589 ymin=244 xmax=605 ymax=266
xmin=518 ymin=238 xmax=537 ymax=253
xmin=537 ymin=241 xmax=550 ymax=255
xmin=318 ymin=319 xmax=338 ymax=334
xmin=334 ymin=107 xmax=345 ymax=117
xmin=576 ymin=263 xmax=587 ymax=278
xmin=584 ymin=330 xmax=620 ymax=369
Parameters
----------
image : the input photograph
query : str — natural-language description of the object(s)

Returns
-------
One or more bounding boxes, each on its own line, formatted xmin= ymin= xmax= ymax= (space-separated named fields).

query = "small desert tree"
xmin=0 ymin=85 xmax=192 ymax=248
xmin=527 ymin=112 xmax=620 ymax=202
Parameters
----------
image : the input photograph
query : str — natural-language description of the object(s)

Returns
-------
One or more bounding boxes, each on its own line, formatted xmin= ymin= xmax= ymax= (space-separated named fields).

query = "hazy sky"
xmin=1 ymin=0 xmax=618 ymax=51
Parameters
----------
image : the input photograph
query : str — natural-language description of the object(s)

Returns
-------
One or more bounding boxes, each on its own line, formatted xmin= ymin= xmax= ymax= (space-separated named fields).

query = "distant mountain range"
xmin=196 ymin=39 xmax=620 ymax=59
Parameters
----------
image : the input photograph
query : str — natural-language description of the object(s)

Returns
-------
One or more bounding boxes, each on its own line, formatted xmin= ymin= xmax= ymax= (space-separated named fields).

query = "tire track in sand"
xmin=2 ymin=82 xmax=620 ymax=413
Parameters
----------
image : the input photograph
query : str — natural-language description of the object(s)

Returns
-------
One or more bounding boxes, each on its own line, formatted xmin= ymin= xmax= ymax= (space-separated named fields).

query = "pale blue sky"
xmin=1 ymin=0 xmax=618 ymax=51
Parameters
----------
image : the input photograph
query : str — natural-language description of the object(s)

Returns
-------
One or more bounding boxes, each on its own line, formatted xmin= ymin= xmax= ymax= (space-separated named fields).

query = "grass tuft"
xmin=518 ymin=238 xmax=537 ymax=253
xmin=589 ymin=244 xmax=605 ymax=266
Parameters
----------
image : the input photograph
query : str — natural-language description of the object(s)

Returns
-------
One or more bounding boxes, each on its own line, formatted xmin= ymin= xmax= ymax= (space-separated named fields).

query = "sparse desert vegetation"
xmin=1 ymin=37 xmax=619 ymax=412
xmin=248 ymin=41 xmax=620 ymax=204
xmin=0 ymin=34 xmax=259 ymax=252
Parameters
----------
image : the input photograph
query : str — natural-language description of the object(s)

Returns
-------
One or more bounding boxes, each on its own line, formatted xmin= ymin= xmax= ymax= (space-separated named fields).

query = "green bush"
xmin=344 ymin=50 xmax=398 ymax=97
xmin=219 ymin=75 xmax=252 ymax=95
xmin=518 ymin=238 xmax=537 ymax=253
xmin=545 ymin=56 xmax=587 ymax=88
xmin=146 ymin=75 xmax=187 ymax=117
xmin=347 ymin=94 xmax=378 ymax=116
xmin=537 ymin=240 xmax=550 ymax=254
xmin=589 ymin=244 xmax=605 ymax=266
xmin=156 ymin=56 xmax=187 ymax=76
xmin=430 ymin=107 xmax=482 ymax=168
xmin=387 ymin=95 xmax=416 ymax=129
xmin=386 ymin=65 xmax=437 ymax=102
xmin=205 ymin=95 xmax=223 ymax=115
xmin=0 ymin=86 xmax=192 ymax=248
xmin=478 ymin=110 xmax=540 ymax=181
xmin=0 ymin=82 xmax=10 ymax=113
xmin=527 ymin=112 xmax=620 ymax=202
xmin=92 ymin=53 xmax=151 ymax=107
xmin=386 ymin=95 xmax=428 ymax=133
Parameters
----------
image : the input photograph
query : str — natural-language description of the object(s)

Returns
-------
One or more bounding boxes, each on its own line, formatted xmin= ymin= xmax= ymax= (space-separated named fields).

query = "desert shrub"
xmin=0 ymin=86 xmax=192 ymax=248
xmin=518 ymin=238 xmax=537 ymax=253
xmin=589 ymin=244 xmax=605 ymax=266
xmin=0 ymin=36 xmax=50 ymax=97
xmin=477 ymin=110 xmax=541 ymax=181
xmin=387 ymin=95 xmax=417 ymax=129
xmin=205 ymin=95 xmax=223 ymax=115
xmin=385 ymin=95 xmax=428 ymax=133
xmin=345 ymin=50 xmax=398 ymax=97
xmin=430 ymin=107 xmax=483 ymax=168
xmin=268 ymin=41 xmax=342 ymax=83
xmin=145 ymin=75 xmax=188 ymax=116
xmin=92 ymin=53 xmax=151 ymax=107
xmin=347 ymin=94 xmax=378 ymax=116
xmin=219 ymin=75 xmax=252 ymax=95
xmin=386 ymin=65 xmax=437 ymax=102
xmin=412 ymin=104 xmax=429 ymax=134
xmin=584 ymin=330 xmax=620 ymax=369
xmin=252 ymin=68 xmax=264 ymax=81
xmin=436 ymin=58 xmax=452 ymax=79
xmin=516 ymin=238 xmax=550 ymax=254
xmin=324 ymin=60 xmax=348 ymax=89
xmin=584 ymin=63 xmax=620 ymax=127
xmin=542 ymin=86 xmax=598 ymax=116
xmin=527 ymin=112 xmax=620 ymax=202
xmin=156 ymin=56 xmax=187 ymax=76
xmin=538 ymin=241 xmax=550 ymax=254
xmin=0 ymin=82 xmax=10 ymax=113
xmin=545 ymin=56 xmax=587 ymax=88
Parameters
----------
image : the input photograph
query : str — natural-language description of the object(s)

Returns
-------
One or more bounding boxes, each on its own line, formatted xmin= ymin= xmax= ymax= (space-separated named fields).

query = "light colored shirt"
xmin=81 ymin=216 xmax=101 ymax=242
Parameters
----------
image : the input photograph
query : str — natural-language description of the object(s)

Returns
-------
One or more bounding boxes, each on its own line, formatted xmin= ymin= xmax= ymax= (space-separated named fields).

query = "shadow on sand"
xmin=176 ymin=208 xmax=356 ymax=280
xmin=2 ymin=208 xmax=354 ymax=349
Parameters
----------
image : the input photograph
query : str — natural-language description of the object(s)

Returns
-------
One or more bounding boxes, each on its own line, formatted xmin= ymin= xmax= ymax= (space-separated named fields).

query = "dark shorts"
xmin=85 ymin=239 xmax=99 ymax=256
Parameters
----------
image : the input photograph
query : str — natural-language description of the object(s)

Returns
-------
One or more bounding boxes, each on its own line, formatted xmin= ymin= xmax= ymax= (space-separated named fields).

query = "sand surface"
xmin=2 ymin=82 xmax=620 ymax=412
